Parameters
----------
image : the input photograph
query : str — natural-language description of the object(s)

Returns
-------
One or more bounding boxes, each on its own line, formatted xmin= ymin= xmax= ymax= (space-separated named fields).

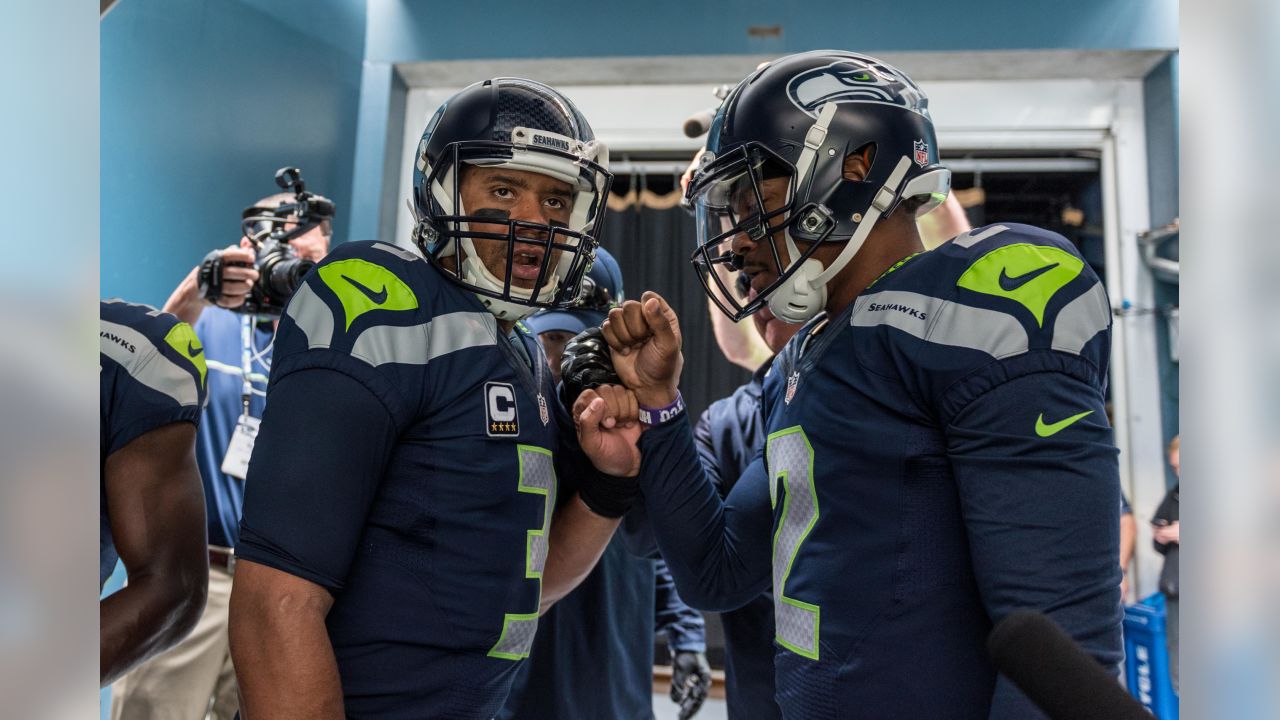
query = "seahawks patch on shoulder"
xmin=485 ymin=382 xmax=520 ymax=437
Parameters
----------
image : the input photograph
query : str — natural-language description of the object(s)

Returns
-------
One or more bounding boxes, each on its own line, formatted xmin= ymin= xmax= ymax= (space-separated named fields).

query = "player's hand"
xmin=671 ymin=650 xmax=712 ymax=719
xmin=573 ymin=384 xmax=641 ymax=478
xmin=601 ymin=291 xmax=683 ymax=408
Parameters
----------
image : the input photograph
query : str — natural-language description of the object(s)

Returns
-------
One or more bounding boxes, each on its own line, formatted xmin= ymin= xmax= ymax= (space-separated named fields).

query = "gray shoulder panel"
xmin=852 ymin=290 xmax=1029 ymax=359
xmin=100 ymin=320 xmax=201 ymax=406
xmin=1051 ymin=281 xmax=1111 ymax=355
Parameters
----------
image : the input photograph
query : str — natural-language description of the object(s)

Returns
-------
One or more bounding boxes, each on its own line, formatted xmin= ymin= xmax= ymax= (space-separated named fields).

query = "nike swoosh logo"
xmin=186 ymin=341 xmax=203 ymax=358
xmin=999 ymin=262 xmax=1059 ymax=292
xmin=343 ymin=274 xmax=388 ymax=304
xmin=1036 ymin=410 xmax=1093 ymax=437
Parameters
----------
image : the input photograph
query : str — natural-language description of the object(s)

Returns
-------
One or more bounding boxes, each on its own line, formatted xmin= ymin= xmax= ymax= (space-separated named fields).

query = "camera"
xmin=199 ymin=167 xmax=336 ymax=315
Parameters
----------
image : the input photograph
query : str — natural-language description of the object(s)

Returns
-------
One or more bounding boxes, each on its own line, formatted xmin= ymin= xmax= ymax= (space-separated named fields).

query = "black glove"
xmin=559 ymin=326 xmax=637 ymax=518
xmin=559 ymin=326 xmax=621 ymax=410
xmin=671 ymin=650 xmax=712 ymax=719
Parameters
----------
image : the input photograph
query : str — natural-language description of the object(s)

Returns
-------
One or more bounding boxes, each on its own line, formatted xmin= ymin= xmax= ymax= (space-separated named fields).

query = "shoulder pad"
xmin=857 ymin=223 xmax=1110 ymax=361
xmin=100 ymin=300 xmax=206 ymax=405
xmin=280 ymin=241 xmax=496 ymax=367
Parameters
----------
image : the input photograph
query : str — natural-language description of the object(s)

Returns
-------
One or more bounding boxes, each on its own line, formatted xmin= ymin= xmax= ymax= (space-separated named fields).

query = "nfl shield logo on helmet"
xmin=913 ymin=140 xmax=929 ymax=168
xmin=785 ymin=371 xmax=800 ymax=405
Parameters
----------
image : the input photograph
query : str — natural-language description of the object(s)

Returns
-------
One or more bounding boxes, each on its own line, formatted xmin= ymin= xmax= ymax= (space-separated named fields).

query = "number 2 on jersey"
xmin=488 ymin=445 xmax=556 ymax=660
xmin=767 ymin=426 xmax=821 ymax=660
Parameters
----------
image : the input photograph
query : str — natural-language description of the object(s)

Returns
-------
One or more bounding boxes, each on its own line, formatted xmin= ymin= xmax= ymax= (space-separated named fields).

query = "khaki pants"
xmin=112 ymin=566 xmax=238 ymax=720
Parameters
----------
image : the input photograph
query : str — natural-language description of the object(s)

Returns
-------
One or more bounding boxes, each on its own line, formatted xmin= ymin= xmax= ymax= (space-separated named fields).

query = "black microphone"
xmin=682 ymin=108 xmax=716 ymax=139
xmin=987 ymin=610 xmax=1148 ymax=720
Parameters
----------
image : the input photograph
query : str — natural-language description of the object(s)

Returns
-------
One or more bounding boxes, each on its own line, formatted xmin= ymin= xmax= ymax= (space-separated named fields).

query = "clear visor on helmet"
xmin=425 ymin=140 xmax=612 ymax=309
xmin=689 ymin=144 xmax=812 ymax=320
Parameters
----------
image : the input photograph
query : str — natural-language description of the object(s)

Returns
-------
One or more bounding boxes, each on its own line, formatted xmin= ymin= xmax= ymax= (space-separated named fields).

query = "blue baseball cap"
xmin=525 ymin=247 xmax=623 ymax=336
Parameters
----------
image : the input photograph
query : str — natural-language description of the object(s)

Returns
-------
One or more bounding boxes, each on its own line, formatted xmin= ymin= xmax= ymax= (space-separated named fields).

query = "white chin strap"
xmin=767 ymin=155 xmax=913 ymax=323
xmin=460 ymin=236 xmax=559 ymax=321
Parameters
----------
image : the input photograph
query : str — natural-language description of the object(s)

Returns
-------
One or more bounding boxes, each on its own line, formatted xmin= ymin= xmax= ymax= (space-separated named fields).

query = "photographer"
xmin=111 ymin=173 xmax=332 ymax=720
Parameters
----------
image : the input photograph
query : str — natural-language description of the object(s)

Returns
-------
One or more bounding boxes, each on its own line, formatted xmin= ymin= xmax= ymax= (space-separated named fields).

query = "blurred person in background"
xmin=100 ymin=300 xmax=209 ymax=687
xmin=1153 ymin=434 xmax=1180 ymax=692
xmin=1119 ymin=492 xmax=1136 ymax=602
xmin=499 ymin=248 xmax=711 ymax=720
xmin=111 ymin=192 xmax=330 ymax=719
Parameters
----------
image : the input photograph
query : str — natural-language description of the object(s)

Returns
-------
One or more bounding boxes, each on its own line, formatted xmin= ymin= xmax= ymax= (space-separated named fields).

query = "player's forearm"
xmin=708 ymin=301 xmax=771 ymax=371
xmin=100 ymin=568 xmax=206 ymax=686
xmin=638 ymin=414 xmax=770 ymax=611
xmin=540 ymin=495 xmax=620 ymax=613
xmin=1119 ymin=514 xmax=1136 ymax=572
xmin=229 ymin=569 xmax=344 ymax=719
xmin=163 ymin=266 xmax=207 ymax=326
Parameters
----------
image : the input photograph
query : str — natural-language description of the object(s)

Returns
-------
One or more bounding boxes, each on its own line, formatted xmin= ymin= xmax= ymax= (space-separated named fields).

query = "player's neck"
xmin=823 ymin=221 xmax=924 ymax=317
xmin=498 ymin=319 xmax=516 ymax=335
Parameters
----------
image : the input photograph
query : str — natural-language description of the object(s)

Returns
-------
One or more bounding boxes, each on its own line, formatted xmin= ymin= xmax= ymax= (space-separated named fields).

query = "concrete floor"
xmin=653 ymin=695 xmax=729 ymax=720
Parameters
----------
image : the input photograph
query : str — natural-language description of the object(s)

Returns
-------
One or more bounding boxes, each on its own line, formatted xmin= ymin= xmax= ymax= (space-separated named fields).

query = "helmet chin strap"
xmin=766 ymin=155 xmax=913 ymax=323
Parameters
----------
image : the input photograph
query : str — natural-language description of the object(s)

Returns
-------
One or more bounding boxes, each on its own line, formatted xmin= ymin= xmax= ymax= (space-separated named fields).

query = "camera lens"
xmin=265 ymin=256 xmax=315 ymax=298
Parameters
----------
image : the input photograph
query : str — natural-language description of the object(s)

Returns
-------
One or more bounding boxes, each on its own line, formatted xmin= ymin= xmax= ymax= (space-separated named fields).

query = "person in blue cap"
xmin=500 ymin=247 xmax=712 ymax=720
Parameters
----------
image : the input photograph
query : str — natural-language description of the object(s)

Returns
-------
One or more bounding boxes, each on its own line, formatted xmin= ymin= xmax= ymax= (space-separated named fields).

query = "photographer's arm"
xmin=163 ymin=242 xmax=259 ymax=325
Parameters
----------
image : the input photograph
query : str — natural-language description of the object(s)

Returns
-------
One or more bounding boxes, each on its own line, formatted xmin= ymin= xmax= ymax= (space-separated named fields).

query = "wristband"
xmin=638 ymin=391 xmax=685 ymax=426
xmin=578 ymin=470 xmax=639 ymax=519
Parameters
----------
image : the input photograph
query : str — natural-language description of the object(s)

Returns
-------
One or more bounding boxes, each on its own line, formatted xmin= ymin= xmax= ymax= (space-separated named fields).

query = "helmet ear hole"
xmin=842 ymin=143 xmax=876 ymax=182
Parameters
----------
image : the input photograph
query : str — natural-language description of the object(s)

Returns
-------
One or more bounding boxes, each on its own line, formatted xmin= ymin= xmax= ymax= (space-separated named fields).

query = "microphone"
xmin=987 ymin=610 xmax=1148 ymax=720
xmin=682 ymin=109 xmax=717 ymax=139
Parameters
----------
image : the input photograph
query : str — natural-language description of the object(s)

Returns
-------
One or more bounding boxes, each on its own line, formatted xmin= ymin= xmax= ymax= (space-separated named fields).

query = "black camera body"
xmin=199 ymin=167 xmax=335 ymax=315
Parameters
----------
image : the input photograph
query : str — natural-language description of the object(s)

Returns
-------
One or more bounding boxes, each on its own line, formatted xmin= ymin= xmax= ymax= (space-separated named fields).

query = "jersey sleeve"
xmin=637 ymin=413 xmax=773 ymax=612
xmin=944 ymin=364 xmax=1124 ymax=717
xmin=234 ymin=242 xmax=435 ymax=589
xmin=235 ymin=367 xmax=398 ymax=590
xmin=101 ymin=303 xmax=207 ymax=456
xmin=268 ymin=241 xmax=439 ymax=432
xmin=654 ymin=559 xmax=707 ymax=653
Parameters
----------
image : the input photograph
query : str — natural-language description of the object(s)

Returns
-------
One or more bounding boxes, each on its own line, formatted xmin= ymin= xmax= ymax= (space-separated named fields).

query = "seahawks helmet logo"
xmin=786 ymin=61 xmax=898 ymax=117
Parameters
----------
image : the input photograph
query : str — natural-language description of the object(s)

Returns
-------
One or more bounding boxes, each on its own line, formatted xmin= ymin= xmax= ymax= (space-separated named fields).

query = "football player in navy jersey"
xmin=581 ymin=51 xmax=1123 ymax=719
xmin=99 ymin=300 xmax=209 ymax=685
xmin=498 ymin=247 xmax=710 ymax=720
xmin=229 ymin=78 xmax=641 ymax=719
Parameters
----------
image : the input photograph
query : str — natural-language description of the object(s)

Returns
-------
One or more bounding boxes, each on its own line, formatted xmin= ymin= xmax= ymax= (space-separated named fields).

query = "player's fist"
xmin=573 ymin=384 xmax=641 ymax=479
xmin=601 ymin=291 xmax=683 ymax=408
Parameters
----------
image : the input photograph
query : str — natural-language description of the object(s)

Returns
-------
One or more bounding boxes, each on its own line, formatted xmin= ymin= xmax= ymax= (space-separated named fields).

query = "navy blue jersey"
xmin=237 ymin=241 xmax=596 ymax=719
xmin=638 ymin=224 xmax=1123 ymax=719
xmin=693 ymin=363 xmax=782 ymax=720
xmin=193 ymin=307 xmax=273 ymax=548
xmin=100 ymin=300 xmax=207 ymax=587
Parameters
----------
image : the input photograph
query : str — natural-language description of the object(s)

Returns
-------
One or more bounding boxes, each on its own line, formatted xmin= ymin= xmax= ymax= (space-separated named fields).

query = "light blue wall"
xmin=365 ymin=0 xmax=1177 ymax=62
xmin=101 ymin=0 xmax=367 ymax=307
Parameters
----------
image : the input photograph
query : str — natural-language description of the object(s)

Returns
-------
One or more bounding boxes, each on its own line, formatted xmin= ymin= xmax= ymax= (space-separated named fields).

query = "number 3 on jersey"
xmin=488 ymin=445 xmax=556 ymax=660
xmin=767 ymin=426 xmax=821 ymax=660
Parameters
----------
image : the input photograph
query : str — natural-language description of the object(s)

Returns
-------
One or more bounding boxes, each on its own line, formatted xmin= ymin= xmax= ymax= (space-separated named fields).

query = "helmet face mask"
xmin=690 ymin=51 xmax=952 ymax=324
xmin=411 ymin=79 xmax=613 ymax=321
xmin=689 ymin=143 xmax=831 ymax=320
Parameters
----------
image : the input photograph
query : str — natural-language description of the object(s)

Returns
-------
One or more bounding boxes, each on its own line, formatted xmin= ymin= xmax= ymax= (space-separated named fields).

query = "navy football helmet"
xmin=411 ymin=78 xmax=612 ymax=321
xmin=688 ymin=51 xmax=951 ymax=323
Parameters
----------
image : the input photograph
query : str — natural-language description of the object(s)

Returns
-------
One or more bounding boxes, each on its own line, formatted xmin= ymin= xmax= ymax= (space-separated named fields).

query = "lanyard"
xmin=240 ymin=315 xmax=258 ymax=418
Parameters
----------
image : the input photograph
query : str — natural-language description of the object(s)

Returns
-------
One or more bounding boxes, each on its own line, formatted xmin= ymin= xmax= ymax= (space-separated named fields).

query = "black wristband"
xmin=577 ymin=469 xmax=640 ymax=519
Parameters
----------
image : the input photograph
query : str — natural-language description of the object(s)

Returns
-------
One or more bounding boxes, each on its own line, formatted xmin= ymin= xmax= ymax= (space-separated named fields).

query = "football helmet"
xmin=411 ymin=78 xmax=612 ymax=321
xmin=688 ymin=50 xmax=951 ymax=323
